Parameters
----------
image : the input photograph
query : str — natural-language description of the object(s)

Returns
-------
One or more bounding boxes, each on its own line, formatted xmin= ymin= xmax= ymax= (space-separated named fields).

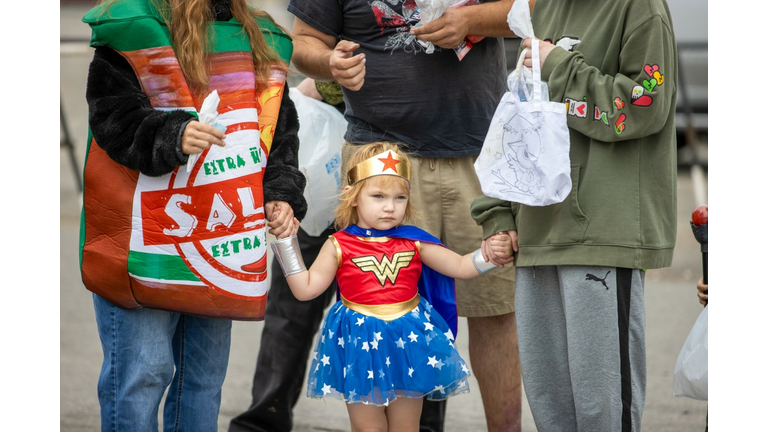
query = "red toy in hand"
xmin=690 ymin=205 xmax=708 ymax=285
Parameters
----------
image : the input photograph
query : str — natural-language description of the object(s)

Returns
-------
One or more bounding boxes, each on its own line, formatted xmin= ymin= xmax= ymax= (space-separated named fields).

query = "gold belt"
xmin=341 ymin=294 xmax=420 ymax=322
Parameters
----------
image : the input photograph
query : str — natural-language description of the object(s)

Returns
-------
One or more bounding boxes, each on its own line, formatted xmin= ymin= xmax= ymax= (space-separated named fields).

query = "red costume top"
xmin=331 ymin=231 xmax=422 ymax=305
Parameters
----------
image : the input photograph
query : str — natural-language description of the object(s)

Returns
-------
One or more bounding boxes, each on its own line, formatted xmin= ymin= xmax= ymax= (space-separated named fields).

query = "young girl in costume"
xmin=271 ymin=142 xmax=512 ymax=431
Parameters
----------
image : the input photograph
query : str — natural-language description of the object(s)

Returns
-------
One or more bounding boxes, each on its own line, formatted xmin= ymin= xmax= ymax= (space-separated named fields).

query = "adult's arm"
xmin=291 ymin=17 xmax=367 ymax=91
xmin=537 ymin=14 xmax=677 ymax=142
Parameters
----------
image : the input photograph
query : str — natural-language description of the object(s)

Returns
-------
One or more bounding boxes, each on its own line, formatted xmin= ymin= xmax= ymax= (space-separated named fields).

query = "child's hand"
xmin=696 ymin=276 xmax=708 ymax=306
xmin=489 ymin=232 xmax=513 ymax=262
xmin=265 ymin=201 xmax=299 ymax=239
xmin=180 ymin=120 xmax=226 ymax=155
xmin=481 ymin=230 xmax=518 ymax=267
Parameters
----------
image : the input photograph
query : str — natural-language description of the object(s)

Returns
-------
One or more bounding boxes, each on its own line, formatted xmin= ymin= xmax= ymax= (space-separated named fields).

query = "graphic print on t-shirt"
xmin=370 ymin=0 xmax=426 ymax=53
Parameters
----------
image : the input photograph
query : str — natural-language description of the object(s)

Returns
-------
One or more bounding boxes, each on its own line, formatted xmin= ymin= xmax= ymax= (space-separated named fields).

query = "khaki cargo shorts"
xmin=342 ymin=143 xmax=515 ymax=317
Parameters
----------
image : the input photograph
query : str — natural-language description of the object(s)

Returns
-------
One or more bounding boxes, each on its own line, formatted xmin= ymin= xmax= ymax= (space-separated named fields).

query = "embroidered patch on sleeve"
xmin=614 ymin=113 xmax=626 ymax=135
xmin=565 ymin=98 xmax=588 ymax=118
xmin=631 ymin=85 xmax=653 ymax=106
xmin=593 ymin=106 xmax=609 ymax=125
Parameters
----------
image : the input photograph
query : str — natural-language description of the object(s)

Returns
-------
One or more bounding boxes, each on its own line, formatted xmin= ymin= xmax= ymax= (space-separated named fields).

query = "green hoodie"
xmin=471 ymin=0 xmax=678 ymax=270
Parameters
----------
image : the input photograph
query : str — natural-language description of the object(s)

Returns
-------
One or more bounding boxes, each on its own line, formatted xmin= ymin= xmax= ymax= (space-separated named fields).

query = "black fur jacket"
xmin=84 ymin=0 xmax=307 ymax=220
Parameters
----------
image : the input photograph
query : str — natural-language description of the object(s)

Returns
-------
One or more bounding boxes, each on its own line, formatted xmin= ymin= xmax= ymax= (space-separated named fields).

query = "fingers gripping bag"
xmin=473 ymin=0 xmax=571 ymax=206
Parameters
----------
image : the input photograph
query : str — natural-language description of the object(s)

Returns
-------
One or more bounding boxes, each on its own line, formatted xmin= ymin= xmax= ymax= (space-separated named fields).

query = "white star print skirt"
xmin=306 ymin=296 xmax=471 ymax=405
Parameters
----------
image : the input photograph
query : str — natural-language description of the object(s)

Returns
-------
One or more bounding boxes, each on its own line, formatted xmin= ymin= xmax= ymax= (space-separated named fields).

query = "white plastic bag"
xmin=289 ymin=88 xmax=348 ymax=236
xmin=673 ymin=305 xmax=708 ymax=401
xmin=474 ymin=38 xmax=571 ymax=206
xmin=413 ymin=0 xmax=455 ymax=54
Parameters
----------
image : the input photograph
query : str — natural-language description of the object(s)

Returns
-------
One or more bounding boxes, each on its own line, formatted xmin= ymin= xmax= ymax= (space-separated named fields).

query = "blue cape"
xmin=342 ymin=225 xmax=459 ymax=337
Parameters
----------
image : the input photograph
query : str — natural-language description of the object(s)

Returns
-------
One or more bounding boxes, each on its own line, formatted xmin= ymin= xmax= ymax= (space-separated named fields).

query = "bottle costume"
xmin=306 ymin=225 xmax=470 ymax=405
xmin=80 ymin=0 xmax=302 ymax=320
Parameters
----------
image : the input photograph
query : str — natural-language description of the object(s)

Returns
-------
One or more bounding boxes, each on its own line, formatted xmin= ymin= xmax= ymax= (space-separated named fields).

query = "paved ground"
xmin=60 ymin=2 xmax=709 ymax=431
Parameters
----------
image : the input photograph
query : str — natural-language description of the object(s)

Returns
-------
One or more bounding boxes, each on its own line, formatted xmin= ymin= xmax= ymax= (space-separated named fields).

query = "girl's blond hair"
xmin=98 ymin=0 xmax=288 ymax=96
xmin=335 ymin=142 xmax=416 ymax=230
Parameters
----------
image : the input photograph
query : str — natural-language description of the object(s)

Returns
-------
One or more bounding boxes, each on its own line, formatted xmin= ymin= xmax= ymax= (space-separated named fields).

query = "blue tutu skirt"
xmin=307 ymin=296 xmax=470 ymax=406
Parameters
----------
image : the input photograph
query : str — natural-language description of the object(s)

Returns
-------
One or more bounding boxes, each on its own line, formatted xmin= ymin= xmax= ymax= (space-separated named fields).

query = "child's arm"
xmin=419 ymin=233 xmax=513 ymax=280
xmin=273 ymin=237 xmax=339 ymax=301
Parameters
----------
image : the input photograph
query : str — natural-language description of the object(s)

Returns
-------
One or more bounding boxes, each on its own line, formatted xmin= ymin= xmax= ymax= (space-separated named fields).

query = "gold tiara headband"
xmin=347 ymin=150 xmax=411 ymax=186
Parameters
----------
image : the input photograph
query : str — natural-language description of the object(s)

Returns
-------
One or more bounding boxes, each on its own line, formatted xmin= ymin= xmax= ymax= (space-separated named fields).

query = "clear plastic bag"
xmin=289 ymin=88 xmax=348 ymax=236
xmin=673 ymin=305 xmax=708 ymax=401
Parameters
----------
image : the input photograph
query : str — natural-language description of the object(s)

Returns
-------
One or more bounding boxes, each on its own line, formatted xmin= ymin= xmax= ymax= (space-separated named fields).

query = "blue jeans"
xmin=93 ymin=293 xmax=232 ymax=432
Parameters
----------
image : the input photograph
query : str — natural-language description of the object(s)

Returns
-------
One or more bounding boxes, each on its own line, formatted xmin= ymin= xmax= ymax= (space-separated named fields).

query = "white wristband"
xmin=270 ymin=235 xmax=307 ymax=276
xmin=471 ymin=248 xmax=498 ymax=274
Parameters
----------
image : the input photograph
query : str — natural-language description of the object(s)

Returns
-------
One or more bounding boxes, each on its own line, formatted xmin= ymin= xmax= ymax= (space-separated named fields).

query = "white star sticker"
xmin=328 ymin=329 xmax=334 ymax=339
xmin=425 ymin=303 xmax=433 ymax=313
xmin=408 ymin=367 xmax=415 ymax=377
xmin=408 ymin=331 xmax=419 ymax=343
xmin=368 ymin=370 xmax=374 ymax=379
xmin=386 ymin=357 xmax=391 ymax=367
xmin=379 ymin=369 xmax=385 ymax=379
xmin=338 ymin=337 xmax=345 ymax=348
xmin=433 ymin=385 xmax=446 ymax=394
xmin=321 ymin=355 xmax=330 ymax=366
xmin=428 ymin=356 xmax=439 ymax=368
xmin=370 ymin=339 xmax=379 ymax=350
xmin=425 ymin=334 xmax=433 ymax=345
xmin=348 ymin=389 xmax=357 ymax=401
xmin=374 ymin=332 xmax=383 ymax=341
xmin=424 ymin=312 xmax=431 ymax=321
xmin=322 ymin=384 xmax=331 ymax=395
xmin=395 ymin=338 xmax=406 ymax=349
xmin=362 ymin=341 xmax=370 ymax=352
xmin=444 ymin=329 xmax=455 ymax=341
xmin=462 ymin=363 xmax=470 ymax=374
xmin=424 ymin=322 xmax=434 ymax=331
xmin=435 ymin=359 xmax=445 ymax=370
xmin=356 ymin=317 xmax=365 ymax=326
xmin=312 ymin=351 xmax=318 ymax=360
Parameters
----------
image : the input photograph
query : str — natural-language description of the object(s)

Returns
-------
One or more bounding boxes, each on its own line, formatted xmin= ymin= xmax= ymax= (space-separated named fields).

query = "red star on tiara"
xmin=378 ymin=151 xmax=401 ymax=173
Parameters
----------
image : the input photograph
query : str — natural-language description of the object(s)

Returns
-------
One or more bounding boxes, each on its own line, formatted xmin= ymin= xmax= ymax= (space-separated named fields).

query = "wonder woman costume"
xmin=305 ymin=225 xmax=470 ymax=405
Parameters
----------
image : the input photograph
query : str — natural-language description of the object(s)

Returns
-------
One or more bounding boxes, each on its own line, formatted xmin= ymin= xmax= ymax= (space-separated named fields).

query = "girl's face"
xmin=352 ymin=179 xmax=409 ymax=231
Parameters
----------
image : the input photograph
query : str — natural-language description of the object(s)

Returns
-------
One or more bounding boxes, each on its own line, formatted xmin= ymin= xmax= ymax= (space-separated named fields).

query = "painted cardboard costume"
xmin=80 ymin=0 xmax=304 ymax=320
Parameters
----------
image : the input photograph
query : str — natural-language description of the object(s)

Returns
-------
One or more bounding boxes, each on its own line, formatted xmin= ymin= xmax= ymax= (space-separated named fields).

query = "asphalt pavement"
xmin=60 ymin=2 xmax=709 ymax=430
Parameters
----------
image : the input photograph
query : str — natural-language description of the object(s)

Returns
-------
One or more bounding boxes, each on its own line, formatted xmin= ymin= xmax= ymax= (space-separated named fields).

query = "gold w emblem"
xmin=351 ymin=251 xmax=416 ymax=286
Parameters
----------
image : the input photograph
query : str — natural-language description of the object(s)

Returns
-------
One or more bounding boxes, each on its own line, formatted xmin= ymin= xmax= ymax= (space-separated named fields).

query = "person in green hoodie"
xmin=471 ymin=0 xmax=678 ymax=430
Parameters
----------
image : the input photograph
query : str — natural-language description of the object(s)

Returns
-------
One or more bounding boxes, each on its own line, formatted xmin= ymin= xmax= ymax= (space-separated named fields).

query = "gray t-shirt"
xmin=288 ymin=0 xmax=506 ymax=158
